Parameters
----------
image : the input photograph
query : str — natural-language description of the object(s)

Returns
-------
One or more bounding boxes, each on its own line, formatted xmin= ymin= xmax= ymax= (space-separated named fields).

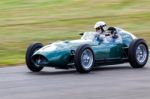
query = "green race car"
xmin=26 ymin=27 xmax=149 ymax=73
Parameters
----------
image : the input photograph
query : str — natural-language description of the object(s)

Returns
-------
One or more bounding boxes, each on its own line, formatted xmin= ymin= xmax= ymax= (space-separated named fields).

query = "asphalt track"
xmin=0 ymin=59 xmax=150 ymax=99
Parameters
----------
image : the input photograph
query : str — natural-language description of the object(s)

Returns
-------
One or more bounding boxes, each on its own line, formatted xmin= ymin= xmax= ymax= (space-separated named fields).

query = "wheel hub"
xmin=136 ymin=44 xmax=147 ymax=64
xmin=81 ymin=49 xmax=93 ymax=69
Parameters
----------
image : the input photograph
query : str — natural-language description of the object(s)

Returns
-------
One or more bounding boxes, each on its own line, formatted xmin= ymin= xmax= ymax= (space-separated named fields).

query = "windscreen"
xmin=81 ymin=32 xmax=96 ymax=41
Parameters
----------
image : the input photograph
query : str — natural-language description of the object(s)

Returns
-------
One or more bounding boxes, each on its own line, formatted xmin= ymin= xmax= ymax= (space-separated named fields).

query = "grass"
xmin=0 ymin=0 xmax=150 ymax=66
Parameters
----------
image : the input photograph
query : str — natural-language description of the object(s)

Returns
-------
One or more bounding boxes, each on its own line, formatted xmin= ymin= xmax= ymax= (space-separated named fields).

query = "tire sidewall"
xmin=128 ymin=39 xmax=149 ymax=68
xmin=74 ymin=44 xmax=95 ymax=73
xmin=26 ymin=43 xmax=44 ymax=72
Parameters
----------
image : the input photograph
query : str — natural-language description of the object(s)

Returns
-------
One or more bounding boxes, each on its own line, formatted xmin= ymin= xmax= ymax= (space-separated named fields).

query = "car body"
xmin=26 ymin=27 xmax=149 ymax=73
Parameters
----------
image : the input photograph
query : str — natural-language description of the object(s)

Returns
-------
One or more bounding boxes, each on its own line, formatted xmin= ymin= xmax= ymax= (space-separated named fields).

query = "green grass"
xmin=0 ymin=0 xmax=150 ymax=66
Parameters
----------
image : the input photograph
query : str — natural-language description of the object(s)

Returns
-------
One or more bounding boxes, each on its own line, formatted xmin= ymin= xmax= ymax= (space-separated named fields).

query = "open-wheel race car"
xmin=26 ymin=27 xmax=149 ymax=73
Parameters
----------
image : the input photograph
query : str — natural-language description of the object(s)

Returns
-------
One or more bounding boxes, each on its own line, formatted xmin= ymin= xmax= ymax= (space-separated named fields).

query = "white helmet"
xmin=94 ymin=21 xmax=107 ymax=29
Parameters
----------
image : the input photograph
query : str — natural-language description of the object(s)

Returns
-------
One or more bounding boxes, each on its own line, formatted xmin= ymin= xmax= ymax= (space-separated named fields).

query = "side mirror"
xmin=79 ymin=32 xmax=84 ymax=36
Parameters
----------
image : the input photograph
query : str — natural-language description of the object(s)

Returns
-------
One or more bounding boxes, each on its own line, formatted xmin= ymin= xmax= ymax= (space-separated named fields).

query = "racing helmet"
xmin=94 ymin=21 xmax=107 ymax=32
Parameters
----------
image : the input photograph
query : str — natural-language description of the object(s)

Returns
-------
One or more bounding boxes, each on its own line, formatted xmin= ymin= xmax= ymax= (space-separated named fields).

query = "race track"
xmin=0 ymin=59 xmax=150 ymax=99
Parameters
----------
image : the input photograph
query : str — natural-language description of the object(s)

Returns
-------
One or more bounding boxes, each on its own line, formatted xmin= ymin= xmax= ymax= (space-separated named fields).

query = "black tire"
xmin=128 ymin=39 xmax=149 ymax=68
xmin=26 ymin=43 xmax=44 ymax=72
xmin=74 ymin=44 xmax=95 ymax=73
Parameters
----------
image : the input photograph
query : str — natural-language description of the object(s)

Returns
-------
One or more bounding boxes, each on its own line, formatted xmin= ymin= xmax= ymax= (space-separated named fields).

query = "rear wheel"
xmin=128 ymin=39 xmax=149 ymax=68
xmin=74 ymin=44 xmax=95 ymax=73
xmin=26 ymin=43 xmax=44 ymax=72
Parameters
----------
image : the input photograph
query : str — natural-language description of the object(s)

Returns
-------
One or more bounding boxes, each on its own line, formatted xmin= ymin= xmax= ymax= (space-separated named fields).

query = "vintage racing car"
xmin=26 ymin=27 xmax=149 ymax=73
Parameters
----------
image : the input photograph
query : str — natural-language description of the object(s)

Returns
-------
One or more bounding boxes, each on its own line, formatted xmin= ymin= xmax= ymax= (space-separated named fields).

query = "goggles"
xmin=96 ymin=27 xmax=101 ymax=31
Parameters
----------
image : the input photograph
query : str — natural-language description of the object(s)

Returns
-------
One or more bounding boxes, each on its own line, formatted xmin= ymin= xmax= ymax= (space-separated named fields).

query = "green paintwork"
xmin=32 ymin=29 xmax=135 ymax=68
xmin=33 ymin=40 xmax=94 ymax=67
xmin=92 ymin=43 xmax=124 ymax=60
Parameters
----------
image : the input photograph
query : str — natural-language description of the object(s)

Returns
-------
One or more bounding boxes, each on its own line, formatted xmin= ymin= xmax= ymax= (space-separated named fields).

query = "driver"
xmin=94 ymin=21 xmax=107 ymax=42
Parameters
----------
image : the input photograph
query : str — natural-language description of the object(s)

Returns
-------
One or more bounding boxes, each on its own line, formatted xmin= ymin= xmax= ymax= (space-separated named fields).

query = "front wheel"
xmin=74 ymin=44 xmax=95 ymax=73
xmin=26 ymin=43 xmax=44 ymax=72
xmin=128 ymin=39 xmax=149 ymax=68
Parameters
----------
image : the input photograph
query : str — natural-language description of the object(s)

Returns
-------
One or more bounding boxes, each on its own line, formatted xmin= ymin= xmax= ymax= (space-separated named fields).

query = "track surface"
xmin=0 ymin=59 xmax=150 ymax=99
